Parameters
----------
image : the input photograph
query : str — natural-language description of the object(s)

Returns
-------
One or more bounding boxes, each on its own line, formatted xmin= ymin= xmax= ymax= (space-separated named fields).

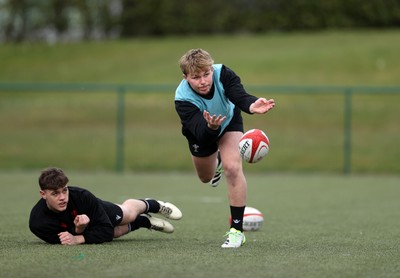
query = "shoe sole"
xmin=143 ymin=214 xmax=174 ymax=233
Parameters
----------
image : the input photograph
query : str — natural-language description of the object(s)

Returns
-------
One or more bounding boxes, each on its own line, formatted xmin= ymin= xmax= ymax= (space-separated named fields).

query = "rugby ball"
xmin=238 ymin=129 xmax=270 ymax=163
xmin=243 ymin=207 xmax=264 ymax=231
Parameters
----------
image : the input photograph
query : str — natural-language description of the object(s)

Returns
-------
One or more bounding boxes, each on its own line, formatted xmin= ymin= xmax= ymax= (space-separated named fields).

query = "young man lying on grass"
xmin=29 ymin=167 xmax=182 ymax=245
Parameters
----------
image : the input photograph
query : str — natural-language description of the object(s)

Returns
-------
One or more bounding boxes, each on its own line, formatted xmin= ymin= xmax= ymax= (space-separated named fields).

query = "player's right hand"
xmin=203 ymin=110 xmax=226 ymax=130
xmin=58 ymin=231 xmax=85 ymax=245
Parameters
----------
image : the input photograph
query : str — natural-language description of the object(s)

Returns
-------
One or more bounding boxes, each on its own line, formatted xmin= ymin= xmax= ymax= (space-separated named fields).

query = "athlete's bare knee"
xmin=198 ymin=175 xmax=212 ymax=183
xmin=119 ymin=199 xmax=145 ymax=223
xmin=223 ymin=164 xmax=242 ymax=180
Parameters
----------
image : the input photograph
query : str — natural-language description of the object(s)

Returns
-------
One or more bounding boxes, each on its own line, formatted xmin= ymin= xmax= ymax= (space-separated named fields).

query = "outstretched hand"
xmin=249 ymin=98 xmax=276 ymax=114
xmin=203 ymin=110 xmax=226 ymax=130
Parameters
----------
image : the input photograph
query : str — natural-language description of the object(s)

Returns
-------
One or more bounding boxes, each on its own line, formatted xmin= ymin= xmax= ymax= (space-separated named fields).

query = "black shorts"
xmin=100 ymin=200 xmax=123 ymax=227
xmin=186 ymin=106 xmax=244 ymax=157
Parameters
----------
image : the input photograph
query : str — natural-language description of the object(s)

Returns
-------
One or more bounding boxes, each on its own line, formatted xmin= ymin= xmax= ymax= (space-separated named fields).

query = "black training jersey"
xmin=175 ymin=65 xmax=258 ymax=142
xmin=29 ymin=186 xmax=114 ymax=244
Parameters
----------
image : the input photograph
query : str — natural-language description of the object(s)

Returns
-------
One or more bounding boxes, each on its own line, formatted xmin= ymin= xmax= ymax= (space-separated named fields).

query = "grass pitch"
xmin=0 ymin=171 xmax=399 ymax=277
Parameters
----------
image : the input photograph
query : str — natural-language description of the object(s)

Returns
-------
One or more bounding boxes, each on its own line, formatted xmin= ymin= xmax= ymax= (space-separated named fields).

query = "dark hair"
xmin=38 ymin=167 xmax=69 ymax=190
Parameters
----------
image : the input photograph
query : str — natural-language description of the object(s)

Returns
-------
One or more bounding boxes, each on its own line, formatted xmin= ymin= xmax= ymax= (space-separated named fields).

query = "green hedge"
xmin=121 ymin=0 xmax=400 ymax=36
xmin=2 ymin=0 xmax=400 ymax=41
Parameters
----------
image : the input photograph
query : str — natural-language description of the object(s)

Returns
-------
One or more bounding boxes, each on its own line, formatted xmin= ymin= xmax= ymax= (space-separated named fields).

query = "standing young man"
xmin=175 ymin=49 xmax=275 ymax=248
xmin=29 ymin=167 xmax=182 ymax=245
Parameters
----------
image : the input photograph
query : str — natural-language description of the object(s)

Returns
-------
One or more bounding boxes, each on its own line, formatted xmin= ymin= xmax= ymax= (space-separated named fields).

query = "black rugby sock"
xmin=140 ymin=198 xmax=161 ymax=213
xmin=230 ymin=205 xmax=245 ymax=232
xmin=129 ymin=215 xmax=151 ymax=232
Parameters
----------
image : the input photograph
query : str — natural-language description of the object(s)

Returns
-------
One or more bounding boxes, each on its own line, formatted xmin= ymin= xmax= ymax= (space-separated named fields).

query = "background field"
xmin=1 ymin=30 xmax=400 ymax=85
xmin=1 ymin=30 xmax=400 ymax=174
xmin=0 ymin=171 xmax=399 ymax=278
xmin=1 ymin=30 xmax=400 ymax=277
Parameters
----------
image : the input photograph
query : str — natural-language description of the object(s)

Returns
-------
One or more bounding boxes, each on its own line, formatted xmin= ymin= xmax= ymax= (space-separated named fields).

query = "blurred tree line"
xmin=1 ymin=0 xmax=400 ymax=42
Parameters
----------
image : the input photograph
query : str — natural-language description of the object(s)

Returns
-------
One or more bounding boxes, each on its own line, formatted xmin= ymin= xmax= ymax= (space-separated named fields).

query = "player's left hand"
xmin=250 ymin=98 xmax=276 ymax=114
xmin=74 ymin=214 xmax=90 ymax=234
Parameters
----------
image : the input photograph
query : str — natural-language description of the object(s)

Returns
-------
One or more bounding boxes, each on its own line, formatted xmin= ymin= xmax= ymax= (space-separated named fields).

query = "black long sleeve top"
xmin=29 ymin=186 xmax=114 ymax=244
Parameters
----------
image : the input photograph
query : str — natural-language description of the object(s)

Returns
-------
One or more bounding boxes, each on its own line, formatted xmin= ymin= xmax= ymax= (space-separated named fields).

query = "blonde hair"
xmin=179 ymin=48 xmax=214 ymax=75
